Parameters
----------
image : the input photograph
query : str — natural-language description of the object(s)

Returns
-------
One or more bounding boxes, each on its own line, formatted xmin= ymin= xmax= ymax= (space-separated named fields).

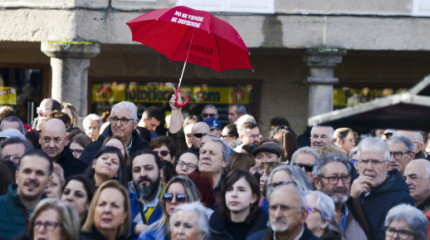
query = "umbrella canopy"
xmin=126 ymin=6 xmax=252 ymax=73
xmin=308 ymin=75 xmax=430 ymax=131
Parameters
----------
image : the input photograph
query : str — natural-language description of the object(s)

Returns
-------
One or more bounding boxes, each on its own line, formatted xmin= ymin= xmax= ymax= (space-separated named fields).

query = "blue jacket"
xmin=358 ymin=170 xmax=414 ymax=240
xmin=129 ymin=192 xmax=162 ymax=240
xmin=138 ymin=223 xmax=166 ymax=240
xmin=0 ymin=184 xmax=34 ymax=240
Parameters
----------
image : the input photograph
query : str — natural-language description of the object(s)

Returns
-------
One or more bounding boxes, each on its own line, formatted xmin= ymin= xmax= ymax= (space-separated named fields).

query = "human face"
xmin=385 ymin=219 xmax=414 ymax=240
xmin=260 ymin=171 xmax=269 ymax=193
xmin=33 ymin=208 xmax=63 ymax=240
xmin=143 ymin=117 xmax=160 ymax=133
xmin=339 ymin=137 xmax=355 ymax=154
xmin=170 ymin=210 xmax=205 ymax=240
xmin=152 ymin=145 xmax=173 ymax=163
xmin=221 ymin=127 xmax=235 ymax=144
xmin=202 ymin=107 xmax=217 ymax=120
xmin=310 ymin=127 xmax=332 ymax=151
xmin=16 ymin=155 xmax=51 ymax=202
xmin=94 ymin=188 xmax=127 ymax=235
xmin=305 ymin=194 xmax=327 ymax=237
xmin=387 ymin=141 xmax=413 ymax=174
xmin=228 ymin=106 xmax=238 ymax=124
xmin=225 ymin=177 xmax=257 ymax=216
xmin=44 ymin=173 xmax=62 ymax=199
xmin=269 ymin=187 xmax=307 ymax=234
xmin=165 ymin=182 xmax=188 ymax=216
xmin=104 ymin=138 xmax=126 ymax=157
xmin=86 ymin=120 xmax=101 ymax=141
xmin=61 ymin=180 xmax=89 ymax=220
xmin=315 ymin=162 xmax=350 ymax=206
xmin=255 ymin=152 xmax=281 ymax=164
xmin=110 ymin=108 xmax=137 ymax=146
xmin=271 ymin=170 xmax=295 ymax=189
xmin=176 ymin=152 xmax=198 ymax=175
xmin=92 ymin=153 xmax=120 ymax=180
xmin=1 ymin=143 xmax=26 ymax=164
xmin=357 ymin=151 xmax=388 ymax=187
xmin=70 ymin=142 xmax=84 ymax=159
xmin=199 ymin=141 xmax=226 ymax=175
xmin=190 ymin=124 xmax=210 ymax=149
xmin=37 ymin=99 xmax=52 ymax=118
xmin=241 ymin=127 xmax=261 ymax=145
xmin=132 ymin=154 xmax=160 ymax=199
xmin=39 ymin=121 xmax=68 ymax=160
xmin=403 ymin=161 xmax=430 ymax=203
xmin=293 ymin=153 xmax=317 ymax=180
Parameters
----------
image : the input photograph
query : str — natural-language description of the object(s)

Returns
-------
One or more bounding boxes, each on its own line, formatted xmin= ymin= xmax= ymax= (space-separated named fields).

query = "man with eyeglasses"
xmin=0 ymin=150 xmax=52 ymax=240
xmin=403 ymin=159 xmax=430 ymax=212
xmin=148 ymin=136 xmax=176 ymax=164
xmin=201 ymin=104 xmax=218 ymax=120
xmin=39 ymin=118 xmax=87 ymax=177
xmin=290 ymin=147 xmax=319 ymax=181
xmin=0 ymin=136 xmax=32 ymax=165
xmin=386 ymin=135 xmax=415 ymax=175
xmin=394 ymin=130 xmax=429 ymax=160
xmin=248 ymin=185 xmax=319 ymax=240
xmin=234 ymin=122 xmax=261 ymax=153
xmin=137 ymin=106 xmax=163 ymax=142
xmin=350 ymin=137 xmax=413 ymax=240
xmin=80 ymin=101 xmax=148 ymax=165
xmin=313 ymin=153 xmax=374 ymax=240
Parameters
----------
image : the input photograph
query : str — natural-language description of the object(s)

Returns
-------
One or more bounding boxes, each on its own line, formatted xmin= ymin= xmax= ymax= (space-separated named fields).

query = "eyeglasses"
xmin=202 ymin=113 xmax=216 ymax=118
xmin=357 ymin=159 xmax=388 ymax=167
xmin=163 ymin=193 xmax=187 ymax=203
xmin=177 ymin=161 xmax=197 ymax=170
xmin=269 ymin=204 xmax=300 ymax=212
xmin=2 ymin=155 xmax=22 ymax=162
xmin=247 ymin=134 xmax=261 ymax=139
xmin=70 ymin=149 xmax=83 ymax=156
xmin=268 ymin=181 xmax=297 ymax=189
xmin=33 ymin=221 xmax=60 ymax=231
xmin=192 ymin=133 xmax=207 ymax=138
xmin=389 ymin=151 xmax=410 ymax=160
xmin=306 ymin=206 xmax=321 ymax=213
xmin=385 ymin=227 xmax=413 ymax=240
xmin=320 ymin=175 xmax=351 ymax=185
xmin=293 ymin=163 xmax=314 ymax=172
xmin=110 ymin=117 xmax=134 ymax=125
xmin=154 ymin=150 xmax=170 ymax=157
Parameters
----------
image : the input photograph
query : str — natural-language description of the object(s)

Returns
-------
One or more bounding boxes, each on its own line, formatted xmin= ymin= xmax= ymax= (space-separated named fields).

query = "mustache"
xmin=24 ymin=180 xmax=40 ymax=187
xmin=137 ymin=176 xmax=152 ymax=185
xmin=389 ymin=162 xmax=400 ymax=167
xmin=271 ymin=218 xmax=287 ymax=225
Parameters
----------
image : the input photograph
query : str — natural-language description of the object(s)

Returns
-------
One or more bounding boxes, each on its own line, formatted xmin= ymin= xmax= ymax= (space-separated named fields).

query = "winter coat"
xmin=342 ymin=197 xmax=375 ymax=240
xmin=79 ymin=226 xmax=127 ymax=240
xmin=129 ymin=191 xmax=163 ymax=240
xmin=357 ymin=170 xmax=414 ymax=240
xmin=57 ymin=146 xmax=89 ymax=177
xmin=246 ymin=225 xmax=321 ymax=240
xmin=138 ymin=223 xmax=166 ymax=240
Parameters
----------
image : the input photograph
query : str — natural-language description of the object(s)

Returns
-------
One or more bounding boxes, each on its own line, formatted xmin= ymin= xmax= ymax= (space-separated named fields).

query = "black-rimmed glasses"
xmin=33 ymin=221 xmax=60 ymax=231
xmin=385 ymin=227 xmax=413 ymax=239
xmin=320 ymin=175 xmax=351 ymax=185
xmin=110 ymin=117 xmax=134 ymax=125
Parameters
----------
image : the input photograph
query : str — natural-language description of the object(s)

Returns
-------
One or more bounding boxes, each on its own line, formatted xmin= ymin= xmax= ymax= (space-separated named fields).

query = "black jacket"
xmin=247 ymin=225 xmax=321 ymax=240
xmin=357 ymin=170 xmax=414 ymax=240
xmin=79 ymin=125 xmax=148 ymax=165
xmin=209 ymin=208 xmax=267 ymax=240
xmin=57 ymin=146 xmax=88 ymax=178
xmin=79 ymin=226 xmax=127 ymax=240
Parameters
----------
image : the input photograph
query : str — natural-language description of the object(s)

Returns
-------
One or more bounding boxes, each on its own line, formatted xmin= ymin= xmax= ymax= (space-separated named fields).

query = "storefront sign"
xmin=0 ymin=87 xmax=16 ymax=105
xmin=334 ymin=87 xmax=408 ymax=108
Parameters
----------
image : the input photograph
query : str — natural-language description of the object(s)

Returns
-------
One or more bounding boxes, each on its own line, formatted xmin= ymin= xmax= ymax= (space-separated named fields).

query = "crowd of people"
xmin=0 ymin=90 xmax=429 ymax=240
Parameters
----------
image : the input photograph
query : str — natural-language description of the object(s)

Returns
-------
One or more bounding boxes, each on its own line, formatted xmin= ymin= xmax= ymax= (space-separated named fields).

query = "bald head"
xmin=39 ymin=118 xmax=68 ymax=160
xmin=190 ymin=122 xmax=211 ymax=149
xmin=404 ymin=159 xmax=430 ymax=206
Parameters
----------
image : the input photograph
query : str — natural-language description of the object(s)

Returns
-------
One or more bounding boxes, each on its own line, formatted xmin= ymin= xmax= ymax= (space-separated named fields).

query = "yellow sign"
xmin=92 ymin=83 xmax=250 ymax=104
xmin=0 ymin=87 xmax=16 ymax=105
xmin=334 ymin=87 xmax=407 ymax=107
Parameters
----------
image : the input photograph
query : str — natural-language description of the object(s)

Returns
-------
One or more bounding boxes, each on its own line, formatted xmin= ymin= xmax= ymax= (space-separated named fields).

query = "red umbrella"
xmin=126 ymin=5 xmax=253 ymax=106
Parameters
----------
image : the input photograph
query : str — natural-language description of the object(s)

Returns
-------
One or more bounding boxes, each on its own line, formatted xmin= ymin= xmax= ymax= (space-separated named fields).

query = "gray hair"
xmin=202 ymin=138 xmax=231 ymax=165
xmin=202 ymin=104 xmax=218 ymax=115
xmin=312 ymin=153 xmax=351 ymax=177
xmin=357 ymin=137 xmax=390 ymax=161
xmin=266 ymin=164 xmax=313 ymax=199
xmin=387 ymin=135 xmax=416 ymax=153
xmin=311 ymin=126 xmax=334 ymax=141
xmin=170 ymin=201 xmax=209 ymax=236
xmin=271 ymin=185 xmax=307 ymax=211
xmin=83 ymin=114 xmax=102 ymax=131
xmin=230 ymin=104 xmax=247 ymax=115
xmin=0 ymin=116 xmax=25 ymax=134
xmin=110 ymin=101 xmax=138 ymax=120
xmin=384 ymin=204 xmax=428 ymax=240
xmin=236 ymin=114 xmax=256 ymax=130
xmin=305 ymin=191 xmax=335 ymax=222
xmin=291 ymin=147 xmax=319 ymax=164
xmin=0 ymin=136 xmax=33 ymax=157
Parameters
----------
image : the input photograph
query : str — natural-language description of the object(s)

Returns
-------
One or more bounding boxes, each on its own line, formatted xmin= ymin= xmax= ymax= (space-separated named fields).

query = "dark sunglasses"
xmin=192 ymin=133 xmax=207 ymax=138
xmin=293 ymin=163 xmax=314 ymax=172
xmin=163 ymin=193 xmax=187 ymax=203
xmin=154 ymin=150 xmax=170 ymax=157
xmin=202 ymin=113 xmax=215 ymax=118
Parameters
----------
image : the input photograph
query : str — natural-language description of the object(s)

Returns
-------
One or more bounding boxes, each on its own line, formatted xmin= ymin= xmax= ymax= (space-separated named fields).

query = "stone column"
xmin=304 ymin=48 xmax=346 ymax=117
xmin=41 ymin=41 xmax=101 ymax=117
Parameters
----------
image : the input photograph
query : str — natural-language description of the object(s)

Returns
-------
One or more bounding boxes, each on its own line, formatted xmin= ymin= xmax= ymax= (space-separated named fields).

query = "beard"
xmin=270 ymin=218 xmax=288 ymax=232
xmin=134 ymin=175 xmax=161 ymax=199
xmin=322 ymin=183 xmax=349 ymax=205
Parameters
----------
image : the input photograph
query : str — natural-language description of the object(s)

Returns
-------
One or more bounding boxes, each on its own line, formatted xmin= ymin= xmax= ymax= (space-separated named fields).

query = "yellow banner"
xmin=92 ymin=84 xmax=250 ymax=104
xmin=0 ymin=87 xmax=16 ymax=105
xmin=334 ymin=88 xmax=407 ymax=107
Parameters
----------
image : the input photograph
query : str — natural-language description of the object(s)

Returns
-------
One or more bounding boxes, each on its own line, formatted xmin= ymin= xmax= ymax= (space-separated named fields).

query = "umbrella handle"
xmin=174 ymin=86 xmax=189 ymax=107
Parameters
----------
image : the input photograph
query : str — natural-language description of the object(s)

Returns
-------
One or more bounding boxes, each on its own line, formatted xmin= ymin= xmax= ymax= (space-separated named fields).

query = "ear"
xmin=64 ymin=135 xmax=69 ymax=147
xmin=301 ymin=207 xmax=309 ymax=223
xmin=313 ymin=176 xmax=322 ymax=190
xmin=410 ymin=151 xmax=416 ymax=159
xmin=321 ymin=220 xmax=330 ymax=230
xmin=199 ymin=232 xmax=206 ymax=240
xmin=133 ymin=119 xmax=138 ymax=130
xmin=38 ymin=134 xmax=42 ymax=145
xmin=222 ymin=160 xmax=228 ymax=169
xmin=250 ymin=193 xmax=258 ymax=204
xmin=15 ymin=170 xmax=19 ymax=184
xmin=92 ymin=160 xmax=96 ymax=169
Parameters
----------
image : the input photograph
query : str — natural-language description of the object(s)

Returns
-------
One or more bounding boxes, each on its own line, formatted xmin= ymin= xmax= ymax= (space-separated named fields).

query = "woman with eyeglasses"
xmin=208 ymin=169 xmax=267 ymax=240
xmin=138 ymin=175 xmax=201 ymax=240
xmin=29 ymin=198 xmax=80 ymax=240
xmin=69 ymin=134 xmax=92 ymax=159
xmin=175 ymin=151 xmax=199 ymax=175
xmin=384 ymin=204 xmax=428 ymax=240
xmin=86 ymin=146 xmax=129 ymax=188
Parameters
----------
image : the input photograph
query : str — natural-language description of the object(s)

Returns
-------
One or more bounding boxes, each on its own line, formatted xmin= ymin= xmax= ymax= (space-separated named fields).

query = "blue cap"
xmin=203 ymin=117 xmax=221 ymax=130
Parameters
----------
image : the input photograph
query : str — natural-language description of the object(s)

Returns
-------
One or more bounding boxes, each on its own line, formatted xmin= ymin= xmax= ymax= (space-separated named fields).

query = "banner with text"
xmin=0 ymin=87 xmax=17 ymax=105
